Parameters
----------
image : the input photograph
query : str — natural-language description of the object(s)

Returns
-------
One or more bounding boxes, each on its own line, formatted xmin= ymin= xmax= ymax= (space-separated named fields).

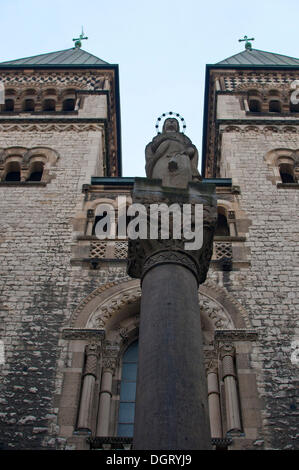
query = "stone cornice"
xmin=88 ymin=436 xmax=233 ymax=450
xmin=0 ymin=69 xmax=114 ymax=81
xmin=219 ymin=119 xmax=299 ymax=126
xmin=219 ymin=123 xmax=299 ymax=134
xmin=61 ymin=328 xmax=105 ymax=341
xmin=0 ymin=118 xmax=106 ymax=123
xmin=214 ymin=329 xmax=258 ymax=342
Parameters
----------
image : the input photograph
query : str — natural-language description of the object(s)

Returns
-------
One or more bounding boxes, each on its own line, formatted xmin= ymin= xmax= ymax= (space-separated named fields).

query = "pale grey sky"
xmin=1 ymin=0 xmax=299 ymax=176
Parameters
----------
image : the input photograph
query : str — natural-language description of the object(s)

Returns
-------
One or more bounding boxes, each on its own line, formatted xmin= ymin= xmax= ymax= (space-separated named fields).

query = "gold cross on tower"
xmin=238 ymin=35 xmax=255 ymax=51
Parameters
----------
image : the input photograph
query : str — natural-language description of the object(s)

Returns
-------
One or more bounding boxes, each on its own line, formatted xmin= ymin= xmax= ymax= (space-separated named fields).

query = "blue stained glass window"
xmin=117 ymin=340 xmax=138 ymax=437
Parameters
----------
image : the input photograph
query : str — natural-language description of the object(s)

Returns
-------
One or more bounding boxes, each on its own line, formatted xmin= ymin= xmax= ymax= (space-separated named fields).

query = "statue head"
xmin=162 ymin=118 xmax=180 ymax=134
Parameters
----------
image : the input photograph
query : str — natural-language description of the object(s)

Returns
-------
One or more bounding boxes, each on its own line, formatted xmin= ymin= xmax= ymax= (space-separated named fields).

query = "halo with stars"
xmin=155 ymin=112 xmax=187 ymax=134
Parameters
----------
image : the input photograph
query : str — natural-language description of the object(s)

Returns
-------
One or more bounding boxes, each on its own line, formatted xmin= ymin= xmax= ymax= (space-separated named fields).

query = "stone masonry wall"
xmin=219 ymin=130 xmax=299 ymax=449
xmin=0 ymin=128 xmax=110 ymax=449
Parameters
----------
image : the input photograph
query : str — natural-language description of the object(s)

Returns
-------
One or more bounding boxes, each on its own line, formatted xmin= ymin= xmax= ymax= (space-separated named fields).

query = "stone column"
xmin=134 ymin=253 xmax=211 ymax=449
xmin=207 ymin=363 xmax=222 ymax=439
xmin=221 ymin=344 xmax=242 ymax=433
xmin=77 ymin=343 xmax=99 ymax=431
xmin=86 ymin=209 xmax=95 ymax=236
xmin=96 ymin=356 xmax=116 ymax=436
xmin=128 ymin=180 xmax=217 ymax=450
xmin=127 ymin=119 xmax=217 ymax=450
xmin=228 ymin=211 xmax=236 ymax=236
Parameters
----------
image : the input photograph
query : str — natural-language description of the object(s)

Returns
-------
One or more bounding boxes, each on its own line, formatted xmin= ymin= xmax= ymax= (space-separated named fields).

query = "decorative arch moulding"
xmin=67 ymin=278 xmax=251 ymax=334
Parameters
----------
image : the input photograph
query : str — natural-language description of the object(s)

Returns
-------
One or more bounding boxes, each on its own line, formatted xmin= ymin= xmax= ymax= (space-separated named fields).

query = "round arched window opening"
xmin=4 ymin=99 xmax=14 ymax=112
xmin=23 ymin=99 xmax=35 ymax=112
xmin=5 ymin=161 xmax=21 ymax=181
xmin=215 ymin=209 xmax=230 ymax=237
xmin=269 ymin=100 xmax=281 ymax=113
xmin=279 ymin=163 xmax=296 ymax=183
xmin=27 ymin=161 xmax=44 ymax=182
xmin=63 ymin=98 xmax=75 ymax=112
xmin=249 ymin=99 xmax=261 ymax=113
xmin=43 ymin=99 xmax=56 ymax=112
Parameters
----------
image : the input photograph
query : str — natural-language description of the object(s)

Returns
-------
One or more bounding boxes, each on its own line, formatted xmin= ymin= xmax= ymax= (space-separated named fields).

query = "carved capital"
xmin=219 ymin=344 xmax=236 ymax=380
xmin=102 ymin=348 xmax=119 ymax=373
xmin=84 ymin=343 xmax=99 ymax=377
xmin=206 ymin=359 xmax=218 ymax=375
xmin=142 ymin=249 xmax=199 ymax=280
xmin=127 ymin=178 xmax=217 ymax=286
xmin=87 ymin=209 xmax=95 ymax=219
xmin=102 ymin=356 xmax=118 ymax=373
xmin=219 ymin=343 xmax=235 ymax=359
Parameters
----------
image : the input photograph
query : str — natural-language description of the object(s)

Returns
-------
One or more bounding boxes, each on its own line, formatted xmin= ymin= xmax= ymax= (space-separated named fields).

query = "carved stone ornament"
xmin=205 ymin=359 xmax=219 ymax=375
xmin=86 ymin=287 xmax=141 ymax=329
xmin=84 ymin=343 xmax=99 ymax=377
xmin=102 ymin=356 xmax=118 ymax=372
xmin=198 ymin=297 xmax=234 ymax=330
xmin=127 ymin=177 xmax=217 ymax=285
xmin=219 ymin=343 xmax=235 ymax=359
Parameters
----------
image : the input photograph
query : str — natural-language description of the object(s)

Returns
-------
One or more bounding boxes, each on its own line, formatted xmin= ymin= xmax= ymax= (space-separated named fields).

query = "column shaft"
xmin=133 ymin=263 xmax=211 ymax=450
xmin=207 ymin=371 xmax=222 ymax=438
xmin=77 ymin=375 xmax=96 ymax=430
xmin=96 ymin=370 xmax=113 ymax=436
xmin=222 ymin=354 xmax=241 ymax=433
xmin=77 ymin=345 xmax=98 ymax=431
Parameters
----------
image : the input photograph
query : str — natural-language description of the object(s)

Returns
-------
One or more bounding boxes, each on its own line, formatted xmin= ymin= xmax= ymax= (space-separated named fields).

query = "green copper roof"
xmin=0 ymin=48 xmax=109 ymax=66
xmin=217 ymin=48 xmax=299 ymax=66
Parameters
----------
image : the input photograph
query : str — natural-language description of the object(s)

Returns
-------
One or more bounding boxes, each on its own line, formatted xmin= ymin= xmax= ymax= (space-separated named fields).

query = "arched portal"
xmin=58 ymin=278 xmax=258 ymax=450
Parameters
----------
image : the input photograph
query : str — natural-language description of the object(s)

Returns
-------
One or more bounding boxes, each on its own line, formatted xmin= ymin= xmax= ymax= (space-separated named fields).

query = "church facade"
xmin=0 ymin=44 xmax=298 ymax=450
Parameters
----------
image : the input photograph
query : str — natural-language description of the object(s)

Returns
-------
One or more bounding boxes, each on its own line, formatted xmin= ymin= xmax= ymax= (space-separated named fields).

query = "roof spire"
xmin=238 ymin=35 xmax=255 ymax=51
xmin=72 ymin=27 xmax=88 ymax=49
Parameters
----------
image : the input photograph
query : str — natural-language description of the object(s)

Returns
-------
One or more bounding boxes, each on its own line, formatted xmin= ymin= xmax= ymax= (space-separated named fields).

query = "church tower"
xmin=202 ymin=41 xmax=299 ymax=449
xmin=0 ymin=44 xmax=122 ymax=449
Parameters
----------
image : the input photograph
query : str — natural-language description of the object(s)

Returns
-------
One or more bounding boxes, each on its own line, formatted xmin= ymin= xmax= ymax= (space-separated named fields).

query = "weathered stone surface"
xmin=145 ymin=117 xmax=201 ymax=186
xmin=133 ymin=263 xmax=211 ymax=449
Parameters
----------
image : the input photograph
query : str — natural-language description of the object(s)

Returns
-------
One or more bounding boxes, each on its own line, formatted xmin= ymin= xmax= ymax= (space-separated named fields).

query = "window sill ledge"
xmin=0 ymin=181 xmax=47 ymax=186
xmin=214 ymin=236 xmax=246 ymax=242
xmin=277 ymin=182 xmax=299 ymax=189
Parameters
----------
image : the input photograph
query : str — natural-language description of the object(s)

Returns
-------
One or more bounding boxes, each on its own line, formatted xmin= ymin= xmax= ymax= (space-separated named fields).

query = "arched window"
xmin=117 ymin=340 xmax=138 ymax=437
xmin=63 ymin=98 xmax=75 ymax=111
xmin=269 ymin=100 xmax=281 ymax=113
xmin=5 ymin=162 xmax=21 ymax=181
xmin=92 ymin=203 xmax=116 ymax=239
xmin=215 ymin=208 xmax=230 ymax=237
xmin=27 ymin=161 xmax=44 ymax=181
xmin=43 ymin=99 xmax=56 ymax=112
xmin=248 ymin=99 xmax=261 ymax=113
xmin=23 ymin=99 xmax=35 ymax=112
xmin=279 ymin=163 xmax=296 ymax=183
xmin=290 ymin=101 xmax=299 ymax=113
xmin=4 ymin=99 xmax=14 ymax=112
xmin=92 ymin=213 xmax=108 ymax=236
